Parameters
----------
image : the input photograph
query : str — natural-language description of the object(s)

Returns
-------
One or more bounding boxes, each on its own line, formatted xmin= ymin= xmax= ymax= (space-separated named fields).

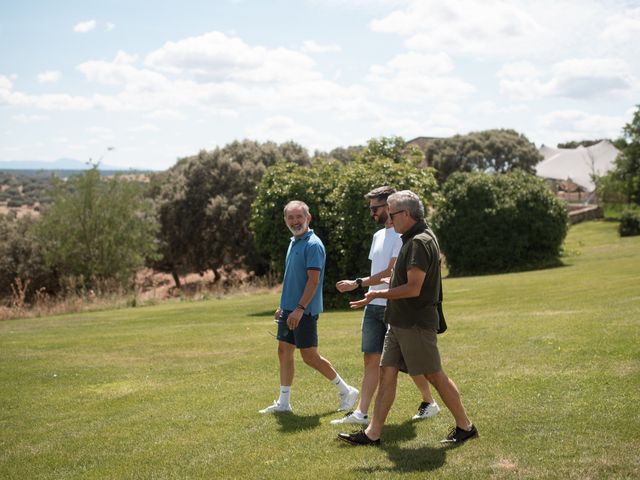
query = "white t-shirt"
xmin=368 ymin=226 xmax=402 ymax=306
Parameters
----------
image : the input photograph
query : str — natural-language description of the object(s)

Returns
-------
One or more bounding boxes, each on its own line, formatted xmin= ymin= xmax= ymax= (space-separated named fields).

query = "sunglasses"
xmin=369 ymin=203 xmax=387 ymax=213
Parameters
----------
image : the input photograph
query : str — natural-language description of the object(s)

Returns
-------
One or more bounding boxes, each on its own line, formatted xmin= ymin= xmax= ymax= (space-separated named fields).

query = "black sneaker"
xmin=337 ymin=430 xmax=380 ymax=446
xmin=440 ymin=424 xmax=479 ymax=444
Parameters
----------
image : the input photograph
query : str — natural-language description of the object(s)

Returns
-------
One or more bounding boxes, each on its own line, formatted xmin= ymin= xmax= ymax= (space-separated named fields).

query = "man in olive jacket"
xmin=338 ymin=190 xmax=478 ymax=446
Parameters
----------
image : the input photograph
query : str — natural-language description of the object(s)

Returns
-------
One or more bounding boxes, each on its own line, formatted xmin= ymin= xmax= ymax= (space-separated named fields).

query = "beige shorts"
xmin=380 ymin=324 xmax=442 ymax=376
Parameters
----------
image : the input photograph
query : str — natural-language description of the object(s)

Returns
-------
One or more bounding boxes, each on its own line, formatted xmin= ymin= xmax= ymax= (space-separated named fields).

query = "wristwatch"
xmin=355 ymin=278 xmax=363 ymax=288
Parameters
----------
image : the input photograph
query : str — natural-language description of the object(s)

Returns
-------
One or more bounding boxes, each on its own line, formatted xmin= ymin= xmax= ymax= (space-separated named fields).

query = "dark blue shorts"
xmin=276 ymin=310 xmax=319 ymax=349
xmin=361 ymin=304 xmax=387 ymax=353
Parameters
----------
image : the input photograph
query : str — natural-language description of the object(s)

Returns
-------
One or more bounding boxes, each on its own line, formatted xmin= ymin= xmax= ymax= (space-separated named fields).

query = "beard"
xmin=376 ymin=212 xmax=388 ymax=225
xmin=287 ymin=221 xmax=308 ymax=236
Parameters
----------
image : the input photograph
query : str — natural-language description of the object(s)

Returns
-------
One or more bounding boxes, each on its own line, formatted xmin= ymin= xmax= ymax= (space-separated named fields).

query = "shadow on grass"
xmin=344 ymin=422 xmax=447 ymax=474
xmin=274 ymin=410 xmax=336 ymax=433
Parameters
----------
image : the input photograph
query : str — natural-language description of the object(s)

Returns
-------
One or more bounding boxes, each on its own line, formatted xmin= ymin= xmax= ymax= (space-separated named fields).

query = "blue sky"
xmin=1 ymin=0 xmax=638 ymax=170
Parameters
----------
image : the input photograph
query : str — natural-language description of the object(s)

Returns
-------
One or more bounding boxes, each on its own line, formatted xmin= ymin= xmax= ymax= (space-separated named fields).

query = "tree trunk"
xmin=212 ymin=268 xmax=221 ymax=284
xmin=171 ymin=270 xmax=181 ymax=289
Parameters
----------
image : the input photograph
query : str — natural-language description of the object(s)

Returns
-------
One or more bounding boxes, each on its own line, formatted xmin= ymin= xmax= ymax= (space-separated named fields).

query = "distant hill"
xmin=0 ymin=158 xmax=133 ymax=171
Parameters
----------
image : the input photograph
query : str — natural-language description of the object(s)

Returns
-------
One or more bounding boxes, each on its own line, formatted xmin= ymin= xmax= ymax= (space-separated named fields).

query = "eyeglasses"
xmin=369 ymin=203 xmax=387 ymax=213
xmin=388 ymin=209 xmax=406 ymax=219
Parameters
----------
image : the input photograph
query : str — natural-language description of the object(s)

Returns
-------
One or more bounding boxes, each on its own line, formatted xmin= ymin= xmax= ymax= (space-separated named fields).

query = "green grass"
xmin=1 ymin=220 xmax=639 ymax=479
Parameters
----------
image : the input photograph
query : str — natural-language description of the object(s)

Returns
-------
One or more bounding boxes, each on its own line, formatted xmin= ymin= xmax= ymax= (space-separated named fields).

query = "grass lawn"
xmin=1 ymin=220 xmax=639 ymax=479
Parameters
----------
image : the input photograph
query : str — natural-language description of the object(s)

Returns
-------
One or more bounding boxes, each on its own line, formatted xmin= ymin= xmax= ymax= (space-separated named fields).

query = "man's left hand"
xmin=349 ymin=291 xmax=379 ymax=309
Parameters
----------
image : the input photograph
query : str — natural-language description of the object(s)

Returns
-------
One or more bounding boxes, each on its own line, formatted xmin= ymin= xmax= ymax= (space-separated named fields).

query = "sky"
xmin=1 ymin=0 xmax=639 ymax=171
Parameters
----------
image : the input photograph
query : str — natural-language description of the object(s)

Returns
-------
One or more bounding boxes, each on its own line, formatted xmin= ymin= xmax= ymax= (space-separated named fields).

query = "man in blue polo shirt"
xmin=259 ymin=200 xmax=359 ymax=414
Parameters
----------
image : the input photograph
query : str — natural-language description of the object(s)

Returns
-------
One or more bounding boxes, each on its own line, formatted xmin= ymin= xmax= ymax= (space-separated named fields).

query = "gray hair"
xmin=283 ymin=200 xmax=310 ymax=216
xmin=388 ymin=190 xmax=424 ymax=221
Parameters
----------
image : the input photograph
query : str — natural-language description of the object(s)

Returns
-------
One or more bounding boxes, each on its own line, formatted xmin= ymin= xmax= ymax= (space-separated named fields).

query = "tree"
xmin=597 ymin=105 xmax=640 ymax=206
xmin=312 ymin=145 xmax=362 ymax=164
xmin=36 ymin=166 xmax=159 ymax=289
xmin=251 ymin=136 xmax=438 ymax=307
xmin=357 ymin=136 xmax=424 ymax=165
xmin=0 ymin=213 xmax=59 ymax=301
xmin=432 ymin=171 xmax=568 ymax=276
xmin=425 ymin=129 xmax=542 ymax=183
xmin=150 ymin=140 xmax=311 ymax=286
xmin=557 ymin=139 xmax=606 ymax=149
xmin=615 ymin=105 xmax=640 ymax=205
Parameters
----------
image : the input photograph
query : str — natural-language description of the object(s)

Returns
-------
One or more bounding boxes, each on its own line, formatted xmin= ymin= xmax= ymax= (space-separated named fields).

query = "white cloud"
xmin=73 ymin=20 xmax=96 ymax=33
xmin=144 ymin=31 xmax=319 ymax=84
xmin=0 ymin=74 xmax=12 ymax=90
xmin=77 ymin=52 xmax=170 ymax=89
xmin=3 ymin=85 xmax=94 ymax=110
xmin=371 ymin=0 xmax=543 ymax=57
xmin=499 ymin=58 xmax=638 ymax=100
xmin=536 ymin=109 xmax=627 ymax=143
xmin=470 ymin=101 xmax=527 ymax=115
xmin=600 ymin=8 xmax=640 ymax=48
xmin=548 ymin=58 xmax=636 ymax=99
xmin=301 ymin=40 xmax=342 ymax=53
xmin=247 ymin=115 xmax=340 ymax=151
xmin=3 ymin=32 xmax=373 ymax=121
xmin=13 ymin=114 xmax=47 ymax=123
xmin=128 ymin=124 xmax=160 ymax=133
xmin=498 ymin=61 xmax=546 ymax=101
xmin=37 ymin=70 xmax=62 ymax=83
xmin=85 ymin=126 xmax=115 ymax=141
xmin=105 ymin=22 xmax=116 ymax=32
xmin=369 ymin=0 xmax=639 ymax=63
xmin=144 ymin=109 xmax=188 ymax=121
xmin=367 ymin=52 xmax=475 ymax=102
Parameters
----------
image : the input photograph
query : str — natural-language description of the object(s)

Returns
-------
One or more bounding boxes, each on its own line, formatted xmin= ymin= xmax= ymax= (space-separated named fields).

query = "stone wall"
xmin=568 ymin=205 xmax=603 ymax=224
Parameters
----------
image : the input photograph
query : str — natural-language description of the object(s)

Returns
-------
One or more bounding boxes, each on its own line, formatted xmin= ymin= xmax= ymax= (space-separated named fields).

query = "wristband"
xmin=355 ymin=278 xmax=363 ymax=287
xmin=296 ymin=304 xmax=306 ymax=311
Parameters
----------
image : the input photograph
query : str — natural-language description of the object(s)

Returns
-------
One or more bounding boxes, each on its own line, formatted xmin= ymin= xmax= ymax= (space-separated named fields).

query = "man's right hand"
xmin=335 ymin=279 xmax=357 ymax=293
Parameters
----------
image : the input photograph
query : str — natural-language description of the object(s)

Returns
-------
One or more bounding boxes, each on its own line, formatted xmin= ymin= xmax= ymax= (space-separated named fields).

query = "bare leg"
xmin=357 ymin=352 xmax=381 ymax=414
xmin=365 ymin=366 xmax=399 ymax=440
xmin=299 ymin=347 xmax=338 ymax=380
xmin=278 ymin=341 xmax=295 ymax=386
xmin=425 ymin=370 xmax=472 ymax=429
xmin=411 ymin=374 xmax=434 ymax=403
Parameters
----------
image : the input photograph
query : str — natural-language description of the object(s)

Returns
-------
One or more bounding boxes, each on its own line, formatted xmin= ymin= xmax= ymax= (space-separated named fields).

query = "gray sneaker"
xmin=412 ymin=401 xmax=440 ymax=420
xmin=338 ymin=386 xmax=359 ymax=411
xmin=330 ymin=411 xmax=369 ymax=425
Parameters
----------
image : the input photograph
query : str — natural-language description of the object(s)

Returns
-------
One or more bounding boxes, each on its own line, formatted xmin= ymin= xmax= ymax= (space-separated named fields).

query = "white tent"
xmin=536 ymin=140 xmax=619 ymax=191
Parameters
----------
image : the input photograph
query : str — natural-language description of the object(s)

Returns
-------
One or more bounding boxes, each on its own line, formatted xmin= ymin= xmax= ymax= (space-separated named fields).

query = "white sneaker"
xmin=259 ymin=400 xmax=293 ymax=414
xmin=412 ymin=401 xmax=440 ymax=420
xmin=338 ymin=386 xmax=359 ymax=411
xmin=330 ymin=411 xmax=369 ymax=425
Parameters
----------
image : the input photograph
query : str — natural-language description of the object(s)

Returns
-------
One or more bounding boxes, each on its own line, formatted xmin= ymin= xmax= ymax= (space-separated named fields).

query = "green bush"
xmin=0 ymin=214 xmax=61 ymax=302
xmin=251 ymin=156 xmax=438 ymax=308
xmin=619 ymin=207 xmax=640 ymax=237
xmin=432 ymin=171 xmax=568 ymax=276
xmin=36 ymin=167 xmax=159 ymax=290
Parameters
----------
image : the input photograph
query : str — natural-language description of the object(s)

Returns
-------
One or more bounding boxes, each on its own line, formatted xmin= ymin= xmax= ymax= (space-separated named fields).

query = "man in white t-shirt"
xmin=331 ymin=186 xmax=440 ymax=425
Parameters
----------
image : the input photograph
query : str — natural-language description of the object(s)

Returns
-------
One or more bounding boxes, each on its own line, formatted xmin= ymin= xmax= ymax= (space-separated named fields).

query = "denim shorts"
xmin=276 ymin=310 xmax=319 ymax=349
xmin=361 ymin=304 xmax=388 ymax=353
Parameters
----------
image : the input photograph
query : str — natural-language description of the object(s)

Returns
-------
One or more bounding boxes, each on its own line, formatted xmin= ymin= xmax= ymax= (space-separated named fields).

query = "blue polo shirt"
xmin=280 ymin=229 xmax=325 ymax=316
